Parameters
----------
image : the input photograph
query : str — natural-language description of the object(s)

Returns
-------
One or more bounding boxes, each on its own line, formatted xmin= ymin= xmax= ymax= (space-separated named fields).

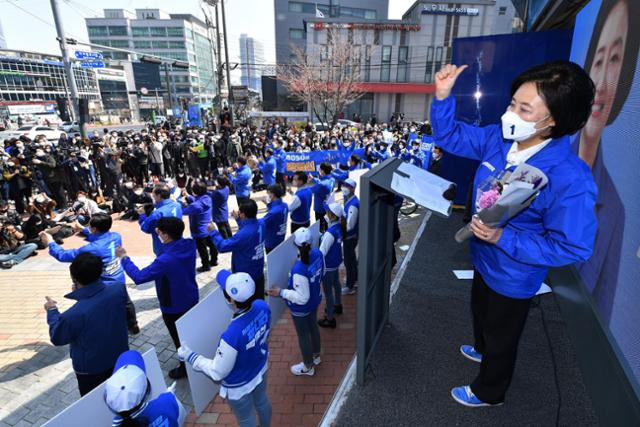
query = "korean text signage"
xmin=313 ymin=22 xmax=421 ymax=32
xmin=422 ymin=4 xmax=480 ymax=16
xmin=284 ymin=149 xmax=365 ymax=175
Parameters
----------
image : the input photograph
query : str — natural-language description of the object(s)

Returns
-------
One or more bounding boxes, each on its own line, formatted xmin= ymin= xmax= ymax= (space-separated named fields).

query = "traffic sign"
xmin=74 ymin=51 xmax=103 ymax=60
xmin=79 ymin=61 xmax=106 ymax=68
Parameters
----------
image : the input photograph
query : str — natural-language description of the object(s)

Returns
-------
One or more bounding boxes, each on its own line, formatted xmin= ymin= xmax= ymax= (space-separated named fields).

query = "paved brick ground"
xmin=0 ymin=190 xmax=424 ymax=427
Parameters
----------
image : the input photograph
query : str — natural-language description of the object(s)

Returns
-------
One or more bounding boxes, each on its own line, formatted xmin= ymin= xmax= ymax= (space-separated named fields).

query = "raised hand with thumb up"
xmin=435 ymin=64 xmax=468 ymax=101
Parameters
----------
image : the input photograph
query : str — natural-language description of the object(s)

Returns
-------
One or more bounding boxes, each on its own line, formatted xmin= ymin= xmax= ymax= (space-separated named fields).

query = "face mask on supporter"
xmin=432 ymin=152 xmax=441 ymax=160
xmin=77 ymin=196 xmax=87 ymax=203
xmin=342 ymin=188 xmax=351 ymax=198
xmin=134 ymin=189 xmax=143 ymax=196
xmin=265 ymin=195 xmax=271 ymax=204
xmin=501 ymin=111 xmax=549 ymax=142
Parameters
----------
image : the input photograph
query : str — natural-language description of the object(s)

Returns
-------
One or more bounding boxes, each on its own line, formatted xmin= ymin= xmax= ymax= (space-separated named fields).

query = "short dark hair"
xmin=70 ymin=253 xmax=103 ymax=286
xmin=319 ymin=162 xmax=333 ymax=175
xmin=267 ymin=184 xmax=284 ymax=199
xmin=152 ymin=184 xmax=171 ymax=200
xmin=216 ymin=175 xmax=229 ymax=188
xmin=237 ymin=157 xmax=247 ymax=166
xmin=583 ymin=0 xmax=640 ymax=125
xmin=238 ymin=198 xmax=258 ymax=219
xmin=156 ymin=216 xmax=184 ymax=241
xmin=192 ymin=180 xmax=207 ymax=196
xmin=89 ymin=213 xmax=112 ymax=232
xmin=510 ymin=61 xmax=595 ymax=139
xmin=222 ymin=288 xmax=253 ymax=309
xmin=293 ymin=171 xmax=308 ymax=184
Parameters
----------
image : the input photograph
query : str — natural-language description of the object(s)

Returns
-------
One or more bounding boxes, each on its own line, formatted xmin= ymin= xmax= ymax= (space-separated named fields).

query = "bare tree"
xmin=277 ymin=29 xmax=367 ymax=125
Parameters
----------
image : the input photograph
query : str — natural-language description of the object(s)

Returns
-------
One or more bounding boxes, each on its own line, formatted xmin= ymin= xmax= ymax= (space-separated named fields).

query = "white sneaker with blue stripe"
xmin=460 ymin=345 xmax=482 ymax=363
xmin=450 ymin=385 xmax=503 ymax=407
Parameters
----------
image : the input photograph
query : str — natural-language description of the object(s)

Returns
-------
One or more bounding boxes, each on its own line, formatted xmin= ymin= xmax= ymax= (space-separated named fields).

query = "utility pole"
xmin=50 ymin=0 xmax=82 ymax=135
xmin=212 ymin=2 xmax=224 ymax=117
xmin=220 ymin=0 xmax=234 ymax=126
xmin=163 ymin=63 xmax=174 ymax=112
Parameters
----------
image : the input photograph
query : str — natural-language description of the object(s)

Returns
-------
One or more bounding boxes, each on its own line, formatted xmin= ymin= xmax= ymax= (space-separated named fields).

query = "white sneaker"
xmin=290 ymin=362 xmax=315 ymax=376
xmin=313 ymin=356 xmax=321 ymax=366
xmin=341 ymin=286 xmax=356 ymax=295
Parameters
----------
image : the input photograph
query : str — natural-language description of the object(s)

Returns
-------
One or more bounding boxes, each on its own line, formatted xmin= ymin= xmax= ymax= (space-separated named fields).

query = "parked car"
xmin=313 ymin=122 xmax=330 ymax=131
xmin=59 ymin=121 xmax=81 ymax=133
xmin=0 ymin=125 xmax=64 ymax=142
xmin=336 ymin=119 xmax=360 ymax=129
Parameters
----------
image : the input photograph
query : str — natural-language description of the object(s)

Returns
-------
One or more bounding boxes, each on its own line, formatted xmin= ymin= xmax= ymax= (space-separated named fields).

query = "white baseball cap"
xmin=217 ymin=270 xmax=255 ymax=303
xmin=343 ymin=178 xmax=357 ymax=189
xmin=104 ymin=350 xmax=148 ymax=414
xmin=293 ymin=227 xmax=312 ymax=246
xmin=327 ymin=202 xmax=344 ymax=218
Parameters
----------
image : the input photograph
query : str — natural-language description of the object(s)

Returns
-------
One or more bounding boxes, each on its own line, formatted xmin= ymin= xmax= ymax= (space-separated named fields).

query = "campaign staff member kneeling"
xmin=266 ymin=227 xmax=325 ymax=376
xmin=432 ymin=62 xmax=597 ymax=407
xmin=178 ymin=270 xmax=272 ymax=427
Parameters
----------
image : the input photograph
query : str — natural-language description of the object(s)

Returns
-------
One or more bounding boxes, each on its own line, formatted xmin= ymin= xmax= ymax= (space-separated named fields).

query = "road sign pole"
xmin=50 ymin=0 xmax=84 ymax=137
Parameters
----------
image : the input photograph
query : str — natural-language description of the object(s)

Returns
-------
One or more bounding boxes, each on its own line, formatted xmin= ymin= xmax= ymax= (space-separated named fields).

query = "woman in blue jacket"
xmin=432 ymin=62 xmax=598 ymax=407
xmin=266 ymin=227 xmax=325 ymax=376
xmin=210 ymin=175 xmax=232 ymax=239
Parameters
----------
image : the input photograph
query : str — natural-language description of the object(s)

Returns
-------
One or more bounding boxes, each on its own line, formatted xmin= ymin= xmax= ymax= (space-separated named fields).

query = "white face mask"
xmin=77 ymin=196 xmax=87 ymax=203
xmin=133 ymin=189 xmax=143 ymax=196
xmin=432 ymin=152 xmax=440 ymax=160
xmin=501 ymin=111 xmax=549 ymax=142
xmin=265 ymin=195 xmax=271 ymax=204
xmin=342 ymin=188 xmax=351 ymax=198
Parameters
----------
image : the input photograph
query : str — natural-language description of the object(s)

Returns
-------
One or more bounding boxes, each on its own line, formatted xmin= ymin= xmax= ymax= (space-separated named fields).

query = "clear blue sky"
xmin=1 ymin=0 xmax=416 ymax=68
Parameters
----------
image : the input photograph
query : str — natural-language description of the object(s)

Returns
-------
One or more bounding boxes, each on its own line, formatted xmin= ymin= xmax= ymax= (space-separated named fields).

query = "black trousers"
xmin=216 ymin=221 xmax=233 ymax=239
xmin=315 ymin=211 xmax=327 ymax=233
xmin=470 ymin=270 xmax=532 ymax=404
xmin=291 ymin=221 xmax=310 ymax=234
xmin=76 ymin=369 xmax=112 ymax=396
xmin=195 ymin=236 xmax=218 ymax=267
xmin=125 ymin=289 xmax=138 ymax=329
xmin=46 ymin=181 xmax=67 ymax=208
xmin=275 ymin=172 xmax=286 ymax=192
xmin=162 ymin=311 xmax=188 ymax=368
xmin=250 ymin=274 xmax=265 ymax=301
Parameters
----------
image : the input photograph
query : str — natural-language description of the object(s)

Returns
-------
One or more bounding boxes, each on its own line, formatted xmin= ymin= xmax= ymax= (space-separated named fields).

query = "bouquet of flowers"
xmin=454 ymin=163 xmax=548 ymax=243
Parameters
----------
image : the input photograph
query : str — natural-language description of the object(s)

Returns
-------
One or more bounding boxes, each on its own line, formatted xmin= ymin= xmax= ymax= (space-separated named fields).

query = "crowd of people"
xmin=14 ymin=113 xmax=439 ymax=427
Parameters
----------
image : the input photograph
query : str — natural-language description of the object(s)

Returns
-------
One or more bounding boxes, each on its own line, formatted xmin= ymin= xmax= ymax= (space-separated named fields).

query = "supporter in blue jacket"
xmin=117 ymin=217 xmax=199 ymax=380
xmin=44 ymin=213 xmax=139 ymax=334
xmin=209 ymin=198 xmax=265 ymax=301
xmin=371 ymin=141 xmax=391 ymax=162
xmin=287 ymin=172 xmax=313 ymax=233
xmin=267 ymin=227 xmax=325 ymax=377
xmin=44 ymin=253 xmax=129 ymax=396
xmin=178 ymin=270 xmax=272 ymax=427
xmin=318 ymin=203 xmax=344 ymax=329
xmin=210 ymin=175 xmax=232 ymax=239
xmin=272 ymin=141 xmax=287 ymax=190
xmin=261 ymin=185 xmax=288 ymax=253
xmin=105 ymin=350 xmax=186 ymax=427
xmin=309 ymin=163 xmax=335 ymax=232
xmin=432 ymin=62 xmax=597 ymax=407
xmin=258 ymin=148 xmax=277 ymax=187
xmin=138 ymin=184 xmax=183 ymax=256
xmin=183 ymin=180 xmax=218 ymax=272
xmin=341 ymin=179 xmax=359 ymax=295
xmin=228 ymin=157 xmax=252 ymax=202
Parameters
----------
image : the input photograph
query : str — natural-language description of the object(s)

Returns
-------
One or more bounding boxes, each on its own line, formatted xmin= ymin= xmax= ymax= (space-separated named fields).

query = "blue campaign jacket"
xmin=310 ymin=176 xmax=335 ymax=213
xmin=47 ymin=281 xmax=129 ymax=374
xmin=48 ymin=229 xmax=124 ymax=285
xmin=209 ymin=187 xmax=230 ymax=223
xmin=324 ymin=222 xmax=343 ymax=271
xmin=273 ymin=147 xmax=287 ymax=173
xmin=121 ymin=238 xmax=199 ymax=314
xmin=290 ymin=187 xmax=312 ymax=224
xmin=211 ymin=218 xmax=265 ymax=281
xmin=229 ymin=165 xmax=252 ymax=198
xmin=258 ymin=156 xmax=277 ymax=186
xmin=183 ymin=194 xmax=213 ymax=239
xmin=344 ymin=195 xmax=360 ymax=240
xmin=431 ymin=96 xmax=597 ymax=299
xmin=286 ymin=248 xmax=324 ymax=316
xmin=139 ymin=199 xmax=183 ymax=255
xmin=261 ymin=199 xmax=288 ymax=250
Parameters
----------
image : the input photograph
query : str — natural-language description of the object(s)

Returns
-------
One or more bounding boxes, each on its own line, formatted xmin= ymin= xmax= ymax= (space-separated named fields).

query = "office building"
xmin=95 ymin=67 xmax=133 ymax=120
xmin=0 ymin=20 xmax=7 ymax=49
xmin=239 ymin=34 xmax=264 ymax=93
xmin=85 ymin=8 xmax=217 ymax=111
xmin=274 ymin=0 xmax=389 ymax=109
xmin=305 ymin=0 xmax=520 ymax=121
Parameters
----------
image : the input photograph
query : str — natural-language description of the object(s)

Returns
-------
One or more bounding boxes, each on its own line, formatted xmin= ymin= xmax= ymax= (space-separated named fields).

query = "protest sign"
xmin=176 ymin=288 xmax=233 ymax=416
xmin=284 ymin=149 xmax=366 ymax=175
xmin=44 ymin=348 xmax=167 ymax=427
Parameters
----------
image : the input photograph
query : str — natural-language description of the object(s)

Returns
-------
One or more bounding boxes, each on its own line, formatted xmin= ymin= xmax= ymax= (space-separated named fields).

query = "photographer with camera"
xmin=0 ymin=221 xmax=37 ymax=269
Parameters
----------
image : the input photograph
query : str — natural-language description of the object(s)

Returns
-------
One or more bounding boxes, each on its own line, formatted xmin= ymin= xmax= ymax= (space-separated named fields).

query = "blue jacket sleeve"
xmin=182 ymin=200 xmax=202 ymax=216
xmin=210 ymin=229 xmax=242 ymax=253
xmin=48 ymin=241 xmax=84 ymax=263
xmin=121 ymin=256 xmax=167 ymax=285
xmin=139 ymin=212 xmax=159 ymax=234
xmin=495 ymin=178 xmax=598 ymax=267
xmin=430 ymin=96 xmax=497 ymax=161
xmin=47 ymin=308 xmax=83 ymax=346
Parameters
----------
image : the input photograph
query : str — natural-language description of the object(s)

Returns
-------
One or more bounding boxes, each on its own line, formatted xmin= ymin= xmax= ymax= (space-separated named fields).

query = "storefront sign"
xmin=422 ymin=4 xmax=480 ymax=16
xmin=313 ymin=22 xmax=421 ymax=32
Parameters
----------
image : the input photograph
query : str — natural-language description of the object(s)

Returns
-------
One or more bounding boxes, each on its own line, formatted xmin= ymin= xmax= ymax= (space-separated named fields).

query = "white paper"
xmin=44 ymin=348 xmax=169 ymax=427
xmin=176 ymin=288 xmax=233 ymax=416
xmin=391 ymin=172 xmax=452 ymax=217
xmin=453 ymin=270 xmax=475 ymax=280
xmin=266 ymin=221 xmax=321 ymax=325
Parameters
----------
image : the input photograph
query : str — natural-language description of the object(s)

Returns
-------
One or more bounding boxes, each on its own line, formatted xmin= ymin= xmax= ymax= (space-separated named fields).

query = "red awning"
xmin=355 ymin=82 xmax=436 ymax=94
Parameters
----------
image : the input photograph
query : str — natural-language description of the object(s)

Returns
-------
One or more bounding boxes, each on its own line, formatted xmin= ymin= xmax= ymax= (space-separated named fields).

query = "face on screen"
xmin=583 ymin=0 xmax=628 ymax=142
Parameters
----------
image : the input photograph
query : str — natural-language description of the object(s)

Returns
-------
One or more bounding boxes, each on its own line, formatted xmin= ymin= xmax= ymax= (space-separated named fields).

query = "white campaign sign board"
xmin=348 ymin=168 xmax=368 ymax=201
xmin=176 ymin=287 xmax=233 ymax=416
xmin=266 ymin=221 xmax=321 ymax=325
xmin=43 ymin=348 xmax=167 ymax=427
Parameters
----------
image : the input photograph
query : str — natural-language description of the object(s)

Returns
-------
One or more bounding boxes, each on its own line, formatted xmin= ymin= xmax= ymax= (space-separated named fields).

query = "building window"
xmin=381 ymin=46 xmax=391 ymax=82
xmin=289 ymin=28 xmax=305 ymax=40
xmin=87 ymin=26 xmax=108 ymax=37
xmin=169 ymin=41 xmax=186 ymax=49
xmin=425 ymin=46 xmax=434 ymax=83
xmin=341 ymin=6 xmax=377 ymax=20
xmin=374 ymin=29 xmax=381 ymax=45
xmin=133 ymin=40 xmax=151 ymax=49
xmin=444 ymin=15 xmax=453 ymax=46
xmin=289 ymin=2 xmax=328 ymax=14
xmin=364 ymin=45 xmax=371 ymax=82
xmin=150 ymin=27 xmax=167 ymax=37
xmin=152 ymin=40 xmax=168 ymax=49
xmin=108 ymin=26 xmax=128 ymax=36
xmin=110 ymin=40 xmax=130 ymax=48
xmin=132 ymin=27 xmax=149 ymax=37
xmin=397 ymin=46 xmax=408 ymax=83
xmin=364 ymin=10 xmax=377 ymax=20
xmin=167 ymin=27 xmax=184 ymax=37
xmin=499 ymin=7 xmax=507 ymax=15
xmin=434 ymin=46 xmax=443 ymax=81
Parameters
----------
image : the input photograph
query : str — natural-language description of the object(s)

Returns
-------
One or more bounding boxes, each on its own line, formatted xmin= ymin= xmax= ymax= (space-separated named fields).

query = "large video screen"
xmin=570 ymin=0 xmax=640 ymax=381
